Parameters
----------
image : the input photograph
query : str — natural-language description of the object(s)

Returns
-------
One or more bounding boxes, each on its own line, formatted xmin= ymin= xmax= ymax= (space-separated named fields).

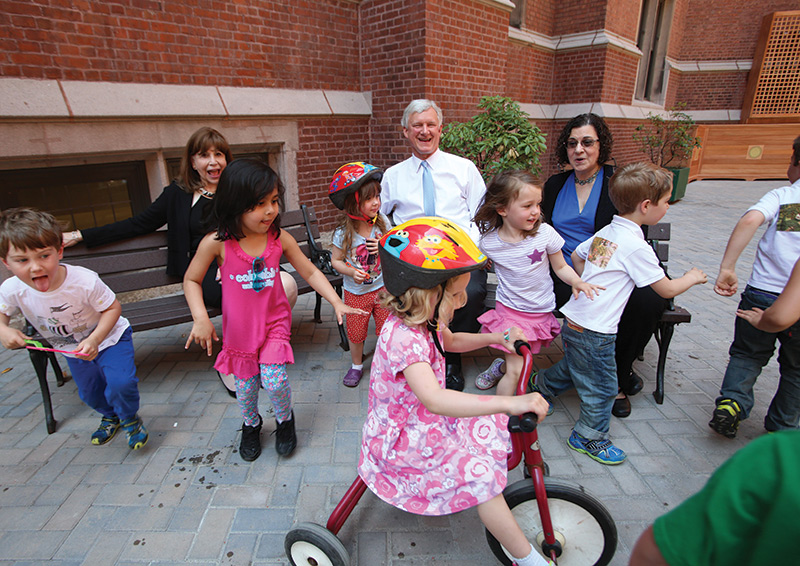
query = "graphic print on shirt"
xmin=349 ymin=242 xmax=382 ymax=285
xmin=37 ymin=303 xmax=83 ymax=343
xmin=231 ymin=262 xmax=278 ymax=291
xmin=587 ymin=236 xmax=618 ymax=269
xmin=527 ymin=249 xmax=544 ymax=265
xmin=776 ymin=203 xmax=800 ymax=231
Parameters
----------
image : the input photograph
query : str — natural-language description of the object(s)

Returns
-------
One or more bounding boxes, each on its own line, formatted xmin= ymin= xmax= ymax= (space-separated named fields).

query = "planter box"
xmin=668 ymin=166 xmax=690 ymax=203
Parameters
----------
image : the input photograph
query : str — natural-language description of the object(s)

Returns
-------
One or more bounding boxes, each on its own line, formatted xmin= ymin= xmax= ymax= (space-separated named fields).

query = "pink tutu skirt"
xmin=478 ymin=301 xmax=560 ymax=354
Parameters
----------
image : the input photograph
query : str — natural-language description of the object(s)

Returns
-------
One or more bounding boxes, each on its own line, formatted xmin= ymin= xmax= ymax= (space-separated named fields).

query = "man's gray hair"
xmin=401 ymin=99 xmax=443 ymax=128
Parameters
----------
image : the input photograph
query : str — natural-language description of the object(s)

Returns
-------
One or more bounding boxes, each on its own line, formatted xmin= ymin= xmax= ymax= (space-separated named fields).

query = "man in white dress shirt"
xmin=381 ymin=99 xmax=488 ymax=391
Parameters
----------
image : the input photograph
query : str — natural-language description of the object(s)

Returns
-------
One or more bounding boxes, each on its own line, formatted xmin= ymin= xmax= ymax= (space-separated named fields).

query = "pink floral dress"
xmin=358 ymin=314 xmax=510 ymax=516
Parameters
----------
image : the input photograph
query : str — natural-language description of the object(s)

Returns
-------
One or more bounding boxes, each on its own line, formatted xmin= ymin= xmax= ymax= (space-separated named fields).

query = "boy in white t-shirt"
xmin=0 ymin=208 xmax=148 ymax=449
xmin=710 ymin=136 xmax=800 ymax=438
xmin=532 ymin=163 xmax=707 ymax=465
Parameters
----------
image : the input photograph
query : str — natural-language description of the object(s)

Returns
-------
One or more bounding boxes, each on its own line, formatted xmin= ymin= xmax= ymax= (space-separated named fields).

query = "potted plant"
xmin=440 ymin=96 xmax=547 ymax=181
xmin=632 ymin=103 xmax=702 ymax=202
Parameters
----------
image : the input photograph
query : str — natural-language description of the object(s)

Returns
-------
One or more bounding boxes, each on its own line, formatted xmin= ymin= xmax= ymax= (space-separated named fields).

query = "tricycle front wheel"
xmin=486 ymin=479 xmax=617 ymax=566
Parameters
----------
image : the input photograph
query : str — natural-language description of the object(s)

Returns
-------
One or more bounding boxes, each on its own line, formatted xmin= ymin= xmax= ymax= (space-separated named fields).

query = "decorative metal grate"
xmin=742 ymin=11 xmax=800 ymax=123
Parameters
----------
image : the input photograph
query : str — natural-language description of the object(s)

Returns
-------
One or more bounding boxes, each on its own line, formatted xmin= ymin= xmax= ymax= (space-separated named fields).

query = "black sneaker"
xmin=274 ymin=411 xmax=297 ymax=456
xmin=240 ymin=415 xmax=263 ymax=461
xmin=709 ymin=399 xmax=742 ymax=438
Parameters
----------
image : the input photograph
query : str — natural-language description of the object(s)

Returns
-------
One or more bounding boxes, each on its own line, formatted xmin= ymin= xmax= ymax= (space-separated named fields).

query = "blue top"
xmin=550 ymin=171 xmax=604 ymax=266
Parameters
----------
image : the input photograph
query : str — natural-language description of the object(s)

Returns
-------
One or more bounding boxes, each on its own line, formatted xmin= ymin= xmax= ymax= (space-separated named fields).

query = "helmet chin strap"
xmin=348 ymin=192 xmax=378 ymax=224
xmin=427 ymin=284 xmax=447 ymax=357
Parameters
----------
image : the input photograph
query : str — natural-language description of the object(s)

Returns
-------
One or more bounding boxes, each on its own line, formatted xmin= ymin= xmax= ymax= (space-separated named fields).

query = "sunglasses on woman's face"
xmin=252 ymin=256 xmax=267 ymax=293
xmin=565 ymin=137 xmax=598 ymax=149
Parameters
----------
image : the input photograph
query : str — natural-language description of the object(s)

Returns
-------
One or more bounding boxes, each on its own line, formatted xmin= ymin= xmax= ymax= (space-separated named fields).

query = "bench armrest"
xmin=301 ymin=204 xmax=340 ymax=276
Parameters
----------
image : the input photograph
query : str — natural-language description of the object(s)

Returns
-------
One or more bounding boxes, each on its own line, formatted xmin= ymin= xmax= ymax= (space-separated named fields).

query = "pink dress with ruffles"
xmin=214 ymin=232 xmax=293 ymax=378
xmin=358 ymin=314 xmax=510 ymax=516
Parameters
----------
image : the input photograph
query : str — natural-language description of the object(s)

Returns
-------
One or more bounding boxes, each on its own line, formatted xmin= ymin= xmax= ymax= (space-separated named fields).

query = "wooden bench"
xmin=484 ymin=222 xmax=690 ymax=404
xmin=26 ymin=205 xmax=343 ymax=433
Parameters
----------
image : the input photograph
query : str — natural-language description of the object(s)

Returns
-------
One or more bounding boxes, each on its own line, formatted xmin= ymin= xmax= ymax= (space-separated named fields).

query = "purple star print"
xmin=528 ymin=249 xmax=544 ymax=264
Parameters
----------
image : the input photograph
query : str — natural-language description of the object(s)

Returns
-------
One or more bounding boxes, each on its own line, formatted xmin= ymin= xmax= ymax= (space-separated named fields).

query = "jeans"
xmin=718 ymin=286 xmax=800 ymax=431
xmin=65 ymin=326 xmax=140 ymax=422
xmin=537 ymin=320 xmax=617 ymax=439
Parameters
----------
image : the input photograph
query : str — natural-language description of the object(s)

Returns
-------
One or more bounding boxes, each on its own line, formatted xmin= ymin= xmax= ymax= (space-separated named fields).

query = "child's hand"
xmin=185 ymin=320 xmax=219 ymax=356
xmin=365 ymin=237 xmax=379 ymax=255
xmin=501 ymin=326 xmax=526 ymax=349
xmin=334 ymin=303 xmax=368 ymax=325
xmin=352 ymin=268 xmax=369 ymax=285
xmin=510 ymin=391 xmax=551 ymax=423
xmin=73 ymin=337 xmax=100 ymax=361
xmin=571 ymin=279 xmax=604 ymax=300
xmin=0 ymin=325 xmax=30 ymax=350
xmin=686 ymin=267 xmax=708 ymax=286
xmin=714 ymin=268 xmax=737 ymax=296
xmin=736 ymin=306 xmax=764 ymax=328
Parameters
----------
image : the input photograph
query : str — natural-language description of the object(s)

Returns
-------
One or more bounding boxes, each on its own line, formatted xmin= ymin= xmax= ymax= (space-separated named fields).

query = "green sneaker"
xmin=121 ymin=416 xmax=148 ymax=450
xmin=527 ymin=371 xmax=554 ymax=416
xmin=91 ymin=416 xmax=120 ymax=445
xmin=709 ymin=399 xmax=742 ymax=438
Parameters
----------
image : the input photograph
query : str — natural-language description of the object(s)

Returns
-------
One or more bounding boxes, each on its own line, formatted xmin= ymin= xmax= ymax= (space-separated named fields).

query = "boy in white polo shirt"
xmin=532 ymin=162 xmax=707 ymax=464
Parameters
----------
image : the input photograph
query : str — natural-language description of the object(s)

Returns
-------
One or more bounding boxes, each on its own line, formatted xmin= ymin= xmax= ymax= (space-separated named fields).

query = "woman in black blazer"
xmin=542 ymin=114 xmax=667 ymax=418
xmin=63 ymin=127 xmax=298 ymax=396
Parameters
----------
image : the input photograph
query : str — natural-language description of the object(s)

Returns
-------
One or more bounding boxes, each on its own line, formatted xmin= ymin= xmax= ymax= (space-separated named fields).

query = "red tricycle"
xmin=285 ymin=342 xmax=618 ymax=565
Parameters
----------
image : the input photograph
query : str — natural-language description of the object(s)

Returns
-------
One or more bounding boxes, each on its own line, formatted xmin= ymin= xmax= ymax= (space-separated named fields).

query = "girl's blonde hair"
xmin=381 ymin=278 xmax=463 ymax=328
xmin=335 ymin=179 xmax=388 ymax=254
xmin=473 ymin=169 xmax=543 ymax=238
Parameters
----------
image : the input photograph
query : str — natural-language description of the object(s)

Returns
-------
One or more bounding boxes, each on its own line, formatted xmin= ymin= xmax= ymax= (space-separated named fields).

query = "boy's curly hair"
xmin=0 ymin=207 xmax=63 ymax=259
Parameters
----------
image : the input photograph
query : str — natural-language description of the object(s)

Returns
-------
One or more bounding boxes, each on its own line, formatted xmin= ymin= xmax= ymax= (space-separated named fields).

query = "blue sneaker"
xmin=121 ymin=416 xmax=148 ymax=450
xmin=567 ymin=430 xmax=626 ymax=465
xmin=527 ymin=372 xmax=554 ymax=416
xmin=91 ymin=416 xmax=120 ymax=445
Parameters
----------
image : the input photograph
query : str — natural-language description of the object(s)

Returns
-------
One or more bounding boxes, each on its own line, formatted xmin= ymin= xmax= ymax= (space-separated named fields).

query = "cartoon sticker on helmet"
xmin=384 ymin=230 xmax=410 ymax=258
xmin=381 ymin=218 xmax=485 ymax=270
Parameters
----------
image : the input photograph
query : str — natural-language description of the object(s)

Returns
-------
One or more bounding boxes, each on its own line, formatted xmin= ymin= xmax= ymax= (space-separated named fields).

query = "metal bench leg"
xmin=653 ymin=321 xmax=676 ymax=405
xmin=28 ymin=349 xmax=57 ymax=434
xmin=314 ymin=292 xmax=323 ymax=323
xmin=49 ymin=354 xmax=66 ymax=387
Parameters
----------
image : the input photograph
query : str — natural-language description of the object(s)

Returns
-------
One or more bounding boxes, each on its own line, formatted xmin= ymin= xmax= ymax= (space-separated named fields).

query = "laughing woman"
xmin=63 ymin=127 xmax=298 ymax=395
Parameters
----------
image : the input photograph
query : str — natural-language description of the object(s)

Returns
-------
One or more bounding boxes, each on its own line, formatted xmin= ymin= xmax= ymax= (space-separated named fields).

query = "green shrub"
xmin=440 ymin=96 xmax=547 ymax=181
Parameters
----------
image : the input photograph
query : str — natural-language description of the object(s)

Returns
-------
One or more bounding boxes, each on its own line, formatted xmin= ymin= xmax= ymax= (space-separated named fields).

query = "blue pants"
xmin=718 ymin=286 xmax=800 ymax=431
xmin=537 ymin=320 xmax=617 ymax=440
xmin=64 ymin=327 xmax=140 ymax=422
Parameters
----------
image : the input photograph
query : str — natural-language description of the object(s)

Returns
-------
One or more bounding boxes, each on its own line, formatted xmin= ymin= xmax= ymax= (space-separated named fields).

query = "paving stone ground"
xmin=0 ymin=179 xmax=786 ymax=565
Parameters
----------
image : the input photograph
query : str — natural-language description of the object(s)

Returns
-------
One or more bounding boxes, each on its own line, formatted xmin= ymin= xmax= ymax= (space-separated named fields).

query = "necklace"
xmin=198 ymin=187 xmax=215 ymax=199
xmin=575 ymin=169 xmax=600 ymax=186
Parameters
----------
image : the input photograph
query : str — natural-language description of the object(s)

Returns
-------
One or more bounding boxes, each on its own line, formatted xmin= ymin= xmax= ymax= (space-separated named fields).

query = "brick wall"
xmin=505 ymin=43 xmax=553 ymax=104
xmin=0 ymin=0 xmax=361 ymax=89
xmin=677 ymin=0 xmax=799 ymax=60
xmin=669 ymin=71 xmax=750 ymax=110
xmin=296 ymin=118 xmax=371 ymax=232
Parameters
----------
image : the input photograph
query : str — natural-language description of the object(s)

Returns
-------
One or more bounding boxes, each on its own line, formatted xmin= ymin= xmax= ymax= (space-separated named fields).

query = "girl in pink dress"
xmin=184 ymin=159 xmax=365 ymax=462
xmin=358 ymin=217 xmax=554 ymax=566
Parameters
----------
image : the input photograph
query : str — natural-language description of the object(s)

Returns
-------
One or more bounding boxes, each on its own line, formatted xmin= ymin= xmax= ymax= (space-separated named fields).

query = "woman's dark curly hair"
xmin=555 ymin=113 xmax=613 ymax=166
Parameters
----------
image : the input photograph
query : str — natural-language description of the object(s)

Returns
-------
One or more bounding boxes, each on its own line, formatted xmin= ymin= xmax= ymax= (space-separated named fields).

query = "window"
xmin=635 ymin=0 xmax=675 ymax=104
xmin=0 ymin=161 xmax=150 ymax=232
xmin=510 ymin=0 xmax=525 ymax=29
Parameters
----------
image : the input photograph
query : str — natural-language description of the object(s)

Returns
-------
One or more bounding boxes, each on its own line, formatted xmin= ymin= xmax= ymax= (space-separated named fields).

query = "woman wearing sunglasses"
xmin=542 ymin=113 xmax=667 ymax=418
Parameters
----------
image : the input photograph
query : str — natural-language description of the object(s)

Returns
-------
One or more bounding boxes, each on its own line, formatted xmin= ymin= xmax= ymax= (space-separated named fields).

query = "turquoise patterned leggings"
xmin=236 ymin=363 xmax=292 ymax=426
